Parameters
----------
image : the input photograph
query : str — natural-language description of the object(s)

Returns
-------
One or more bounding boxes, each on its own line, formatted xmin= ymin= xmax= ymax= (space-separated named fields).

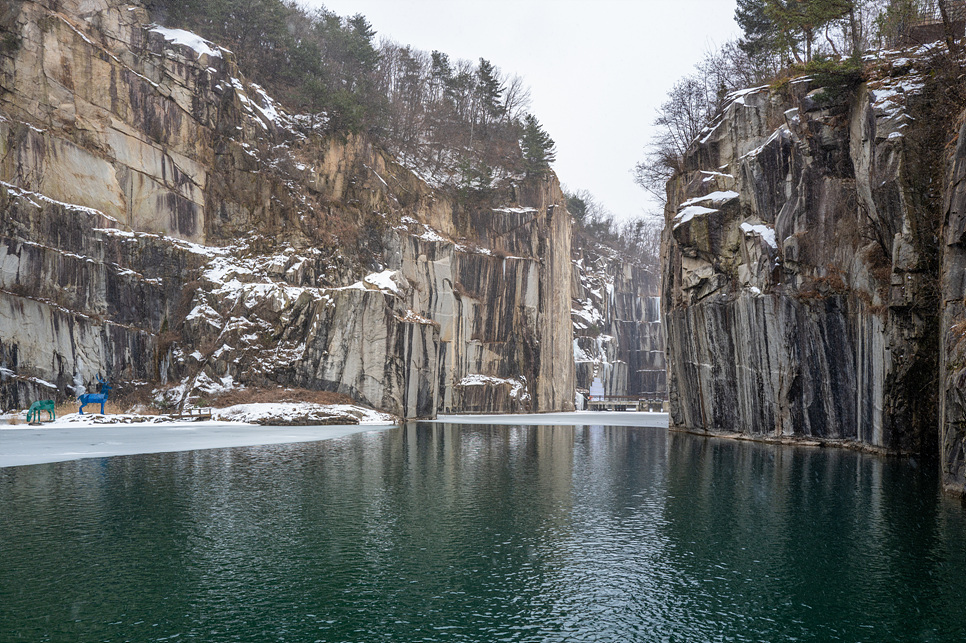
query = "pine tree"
xmin=429 ymin=50 xmax=452 ymax=104
xmin=736 ymin=0 xmax=856 ymax=63
xmin=735 ymin=0 xmax=777 ymax=60
xmin=520 ymin=114 xmax=556 ymax=178
xmin=764 ymin=0 xmax=854 ymax=62
xmin=475 ymin=58 xmax=505 ymax=127
xmin=875 ymin=0 xmax=920 ymax=47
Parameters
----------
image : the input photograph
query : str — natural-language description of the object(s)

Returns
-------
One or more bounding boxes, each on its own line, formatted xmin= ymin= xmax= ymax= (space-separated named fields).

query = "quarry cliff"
xmin=0 ymin=0 xmax=582 ymax=418
xmin=663 ymin=45 xmax=966 ymax=495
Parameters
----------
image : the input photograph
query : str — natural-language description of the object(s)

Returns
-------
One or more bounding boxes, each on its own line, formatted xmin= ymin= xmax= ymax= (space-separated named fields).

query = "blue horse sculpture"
xmin=79 ymin=376 xmax=112 ymax=415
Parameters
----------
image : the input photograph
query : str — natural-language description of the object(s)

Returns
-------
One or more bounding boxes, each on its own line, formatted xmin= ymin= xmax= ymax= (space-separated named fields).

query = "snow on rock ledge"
xmin=214 ymin=403 xmax=397 ymax=426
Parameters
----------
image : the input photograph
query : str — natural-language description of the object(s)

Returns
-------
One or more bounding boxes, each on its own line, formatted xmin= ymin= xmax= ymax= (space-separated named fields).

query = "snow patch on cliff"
xmin=740 ymin=222 xmax=778 ymax=250
xmin=673 ymin=205 xmax=718 ymax=230
xmin=457 ymin=374 xmax=531 ymax=401
xmin=363 ymin=269 xmax=405 ymax=296
xmin=150 ymin=26 xmax=221 ymax=59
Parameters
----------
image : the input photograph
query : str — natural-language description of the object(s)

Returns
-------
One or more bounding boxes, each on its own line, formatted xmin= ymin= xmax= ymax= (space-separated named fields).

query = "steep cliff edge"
xmin=940 ymin=112 xmax=966 ymax=495
xmin=664 ymin=46 xmax=966 ymax=491
xmin=0 ymin=0 xmax=575 ymax=417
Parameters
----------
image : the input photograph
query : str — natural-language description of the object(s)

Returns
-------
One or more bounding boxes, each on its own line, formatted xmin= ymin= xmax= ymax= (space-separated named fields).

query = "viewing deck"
xmin=170 ymin=407 xmax=213 ymax=421
xmin=587 ymin=396 xmax=666 ymax=412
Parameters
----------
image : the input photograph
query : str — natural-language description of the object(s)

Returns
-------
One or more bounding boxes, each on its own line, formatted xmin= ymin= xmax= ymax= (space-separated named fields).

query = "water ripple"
xmin=1 ymin=425 xmax=965 ymax=642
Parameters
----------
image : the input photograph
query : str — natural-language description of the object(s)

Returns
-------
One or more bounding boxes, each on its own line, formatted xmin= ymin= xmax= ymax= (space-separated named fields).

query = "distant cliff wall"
xmin=571 ymin=237 xmax=664 ymax=402
xmin=0 ymin=0 xmax=574 ymax=417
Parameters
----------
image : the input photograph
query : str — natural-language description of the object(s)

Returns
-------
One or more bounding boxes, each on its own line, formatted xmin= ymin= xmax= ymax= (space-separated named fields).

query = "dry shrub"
xmin=209 ymin=387 xmax=355 ymax=407
xmin=864 ymin=242 xmax=893 ymax=287
xmin=798 ymin=266 xmax=849 ymax=301
xmin=173 ymin=280 xmax=203 ymax=324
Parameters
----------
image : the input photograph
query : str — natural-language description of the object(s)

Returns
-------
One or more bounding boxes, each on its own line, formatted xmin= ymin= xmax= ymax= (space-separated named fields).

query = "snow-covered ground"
xmin=434 ymin=411 xmax=669 ymax=428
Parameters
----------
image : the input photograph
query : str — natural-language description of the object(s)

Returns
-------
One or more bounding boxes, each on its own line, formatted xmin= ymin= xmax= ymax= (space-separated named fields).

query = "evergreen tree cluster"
xmin=737 ymin=0 xmax=859 ymax=65
xmin=375 ymin=43 xmax=556 ymax=186
xmin=146 ymin=0 xmax=384 ymax=133
xmin=144 ymin=0 xmax=558 ymax=191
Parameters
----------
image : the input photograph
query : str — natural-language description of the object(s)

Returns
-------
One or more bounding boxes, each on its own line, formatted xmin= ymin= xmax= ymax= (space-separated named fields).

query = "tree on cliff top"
xmin=635 ymin=76 xmax=715 ymax=197
xmin=520 ymin=115 xmax=556 ymax=178
xmin=566 ymin=188 xmax=661 ymax=267
xmin=737 ymin=0 xmax=861 ymax=63
xmin=145 ymin=0 xmax=543 ymax=193
xmin=737 ymin=0 xmax=781 ymax=60
xmin=145 ymin=0 xmax=385 ymax=132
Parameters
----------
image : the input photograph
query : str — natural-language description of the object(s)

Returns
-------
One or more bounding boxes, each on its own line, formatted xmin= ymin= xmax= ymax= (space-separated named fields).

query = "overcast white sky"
xmin=304 ymin=0 xmax=741 ymax=220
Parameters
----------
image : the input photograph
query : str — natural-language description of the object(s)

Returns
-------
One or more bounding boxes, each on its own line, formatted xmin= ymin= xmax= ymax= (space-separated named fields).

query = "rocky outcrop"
xmin=663 ymin=49 xmax=960 ymax=467
xmin=571 ymin=238 xmax=664 ymax=403
xmin=940 ymin=115 xmax=966 ymax=495
xmin=0 ymin=0 xmax=575 ymax=418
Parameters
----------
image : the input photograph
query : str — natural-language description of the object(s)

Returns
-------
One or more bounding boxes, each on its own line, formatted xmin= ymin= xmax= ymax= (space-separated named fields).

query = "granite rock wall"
xmin=571 ymin=238 xmax=664 ymax=403
xmin=0 ymin=0 xmax=575 ymax=418
xmin=664 ymin=48 xmax=966 ymax=496
xmin=663 ymin=50 xmax=952 ymax=464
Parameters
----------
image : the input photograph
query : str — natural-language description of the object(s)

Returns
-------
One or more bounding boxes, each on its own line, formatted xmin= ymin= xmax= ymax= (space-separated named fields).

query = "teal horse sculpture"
xmin=79 ymin=376 xmax=112 ymax=415
xmin=26 ymin=399 xmax=55 ymax=423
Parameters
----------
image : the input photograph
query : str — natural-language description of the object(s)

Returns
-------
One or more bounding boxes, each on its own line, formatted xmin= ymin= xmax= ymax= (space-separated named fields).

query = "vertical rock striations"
xmin=571 ymin=237 xmax=664 ymax=403
xmin=664 ymin=48 xmax=964 ymax=477
xmin=940 ymin=113 xmax=966 ymax=495
xmin=0 ymin=0 xmax=575 ymax=417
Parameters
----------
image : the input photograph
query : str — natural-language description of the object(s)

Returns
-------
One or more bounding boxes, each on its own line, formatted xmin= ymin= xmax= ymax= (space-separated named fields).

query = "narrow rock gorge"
xmin=0 ymin=0 xmax=579 ymax=418
xmin=663 ymin=46 xmax=966 ymax=495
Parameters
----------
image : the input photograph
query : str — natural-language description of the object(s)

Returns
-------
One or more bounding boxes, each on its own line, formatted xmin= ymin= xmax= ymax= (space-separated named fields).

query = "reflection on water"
xmin=1 ymin=423 xmax=964 ymax=642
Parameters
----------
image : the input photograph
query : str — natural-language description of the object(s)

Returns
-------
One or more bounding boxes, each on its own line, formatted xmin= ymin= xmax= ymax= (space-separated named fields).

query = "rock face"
xmin=571 ymin=237 xmax=664 ymax=403
xmin=0 ymin=0 xmax=575 ymax=417
xmin=663 ymin=51 xmax=962 ymax=470
xmin=940 ymin=117 xmax=966 ymax=495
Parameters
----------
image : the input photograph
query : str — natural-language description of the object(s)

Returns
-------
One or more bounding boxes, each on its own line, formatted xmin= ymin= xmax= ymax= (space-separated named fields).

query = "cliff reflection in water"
xmin=1 ymin=424 xmax=965 ymax=642
xmin=663 ymin=433 xmax=966 ymax=640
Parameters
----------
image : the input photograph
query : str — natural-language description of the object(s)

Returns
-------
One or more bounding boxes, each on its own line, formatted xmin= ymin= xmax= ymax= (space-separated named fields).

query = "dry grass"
xmin=54 ymin=402 xmax=77 ymax=417
xmin=56 ymin=400 xmax=127 ymax=417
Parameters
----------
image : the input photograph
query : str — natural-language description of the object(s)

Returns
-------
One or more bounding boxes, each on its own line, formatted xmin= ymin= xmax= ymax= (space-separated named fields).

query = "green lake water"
xmin=2 ymin=422 xmax=965 ymax=642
